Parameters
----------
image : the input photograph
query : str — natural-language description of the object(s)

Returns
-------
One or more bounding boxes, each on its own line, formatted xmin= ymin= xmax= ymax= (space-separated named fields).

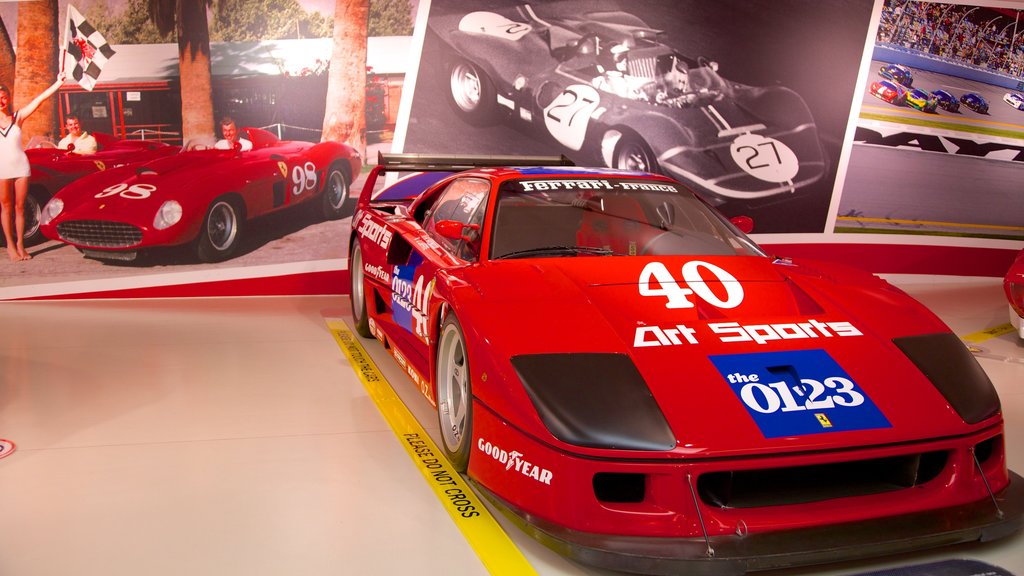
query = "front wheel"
xmin=349 ymin=241 xmax=371 ymax=337
xmin=446 ymin=59 xmax=497 ymax=126
xmin=24 ymin=193 xmax=43 ymax=245
xmin=437 ymin=314 xmax=473 ymax=472
xmin=613 ymin=133 xmax=659 ymax=174
xmin=321 ymin=165 xmax=354 ymax=220
xmin=196 ymin=197 xmax=242 ymax=262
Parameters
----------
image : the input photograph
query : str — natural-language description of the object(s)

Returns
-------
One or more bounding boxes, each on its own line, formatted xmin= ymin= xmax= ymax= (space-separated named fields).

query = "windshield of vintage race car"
xmin=489 ymin=178 xmax=764 ymax=260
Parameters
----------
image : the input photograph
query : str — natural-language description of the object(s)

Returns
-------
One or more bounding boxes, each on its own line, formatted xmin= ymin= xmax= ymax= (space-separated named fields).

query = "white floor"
xmin=1 ymin=275 xmax=1022 ymax=576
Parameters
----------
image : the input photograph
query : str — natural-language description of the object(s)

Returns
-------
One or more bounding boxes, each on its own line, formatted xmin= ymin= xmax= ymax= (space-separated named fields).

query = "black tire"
xmin=613 ymin=133 xmax=659 ymax=174
xmin=321 ymin=164 xmax=354 ymax=220
xmin=21 ymin=191 xmax=44 ymax=246
xmin=436 ymin=313 xmax=473 ymax=472
xmin=349 ymin=241 xmax=372 ymax=338
xmin=196 ymin=197 xmax=243 ymax=262
xmin=446 ymin=58 xmax=497 ymax=126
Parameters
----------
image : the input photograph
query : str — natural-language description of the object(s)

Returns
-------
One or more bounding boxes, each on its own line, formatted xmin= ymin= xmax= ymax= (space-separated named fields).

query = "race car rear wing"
xmin=376 ymin=152 xmax=574 ymax=172
xmin=355 ymin=152 xmax=576 ymax=210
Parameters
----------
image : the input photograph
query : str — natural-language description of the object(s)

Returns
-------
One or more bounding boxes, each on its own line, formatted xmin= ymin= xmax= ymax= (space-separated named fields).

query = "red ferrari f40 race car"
xmin=348 ymin=153 xmax=1022 ymax=574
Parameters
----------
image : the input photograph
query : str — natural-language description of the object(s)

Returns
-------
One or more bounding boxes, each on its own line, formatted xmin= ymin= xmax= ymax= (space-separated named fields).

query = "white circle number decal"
xmin=290 ymin=162 xmax=318 ymax=196
xmin=95 ymin=183 xmax=157 ymax=200
xmin=729 ymin=133 xmax=799 ymax=183
xmin=639 ymin=260 xmax=744 ymax=309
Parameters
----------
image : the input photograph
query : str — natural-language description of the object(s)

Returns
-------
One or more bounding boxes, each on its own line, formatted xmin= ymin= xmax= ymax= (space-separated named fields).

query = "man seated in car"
xmin=57 ymin=115 xmax=98 ymax=154
xmin=214 ymin=116 xmax=253 ymax=151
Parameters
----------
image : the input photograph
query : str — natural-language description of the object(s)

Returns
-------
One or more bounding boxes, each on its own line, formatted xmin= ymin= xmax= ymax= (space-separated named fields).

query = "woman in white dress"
xmin=1 ymin=72 xmax=65 ymax=262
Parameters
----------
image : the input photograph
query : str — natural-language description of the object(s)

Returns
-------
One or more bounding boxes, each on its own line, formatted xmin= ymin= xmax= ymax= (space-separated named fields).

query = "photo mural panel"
xmin=0 ymin=0 xmax=415 ymax=299
xmin=836 ymin=0 xmax=1024 ymax=242
xmin=399 ymin=0 xmax=877 ymax=234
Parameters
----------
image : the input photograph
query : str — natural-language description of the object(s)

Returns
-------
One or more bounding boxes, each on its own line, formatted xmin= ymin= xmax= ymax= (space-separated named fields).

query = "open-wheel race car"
xmin=39 ymin=127 xmax=360 ymax=263
xmin=13 ymin=134 xmax=178 ymax=247
xmin=348 ymin=152 xmax=1023 ymax=574
xmin=430 ymin=4 xmax=826 ymax=205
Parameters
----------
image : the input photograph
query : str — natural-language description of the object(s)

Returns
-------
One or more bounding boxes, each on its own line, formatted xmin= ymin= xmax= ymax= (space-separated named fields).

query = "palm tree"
xmin=322 ymin=0 xmax=368 ymax=154
xmin=0 ymin=16 xmax=15 ymax=91
xmin=150 ymin=0 xmax=214 ymax=142
xmin=14 ymin=0 xmax=59 ymax=141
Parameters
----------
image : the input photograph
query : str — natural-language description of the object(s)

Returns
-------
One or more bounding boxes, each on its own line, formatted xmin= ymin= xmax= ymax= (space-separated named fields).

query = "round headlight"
xmin=39 ymin=198 xmax=64 ymax=226
xmin=153 ymin=200 xmax=183 ymax=230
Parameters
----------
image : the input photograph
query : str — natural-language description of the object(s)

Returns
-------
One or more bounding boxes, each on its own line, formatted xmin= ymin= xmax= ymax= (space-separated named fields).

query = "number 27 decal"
xmin=543 ymin=84 xmax=600 ymax=151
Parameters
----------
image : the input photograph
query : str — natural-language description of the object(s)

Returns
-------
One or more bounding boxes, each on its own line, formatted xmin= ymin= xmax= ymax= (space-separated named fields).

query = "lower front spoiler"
xmin=471 ymin=471 xmax=1024 ymax=576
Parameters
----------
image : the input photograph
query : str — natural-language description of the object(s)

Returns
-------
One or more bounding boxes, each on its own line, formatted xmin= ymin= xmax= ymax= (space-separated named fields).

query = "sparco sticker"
xmin=709 ymin=349 xmax=890 ymax=438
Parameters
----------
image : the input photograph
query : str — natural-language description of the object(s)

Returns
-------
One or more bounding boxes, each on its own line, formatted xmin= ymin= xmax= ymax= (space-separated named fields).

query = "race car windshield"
xmin=490 ymin=178 xmax=764 ymax=260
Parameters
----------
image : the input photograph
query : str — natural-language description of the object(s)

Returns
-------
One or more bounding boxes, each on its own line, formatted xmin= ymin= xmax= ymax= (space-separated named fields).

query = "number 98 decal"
xmin=709 ymin=349 xmax=891 ymax=438
xmin=95 ymin=183 xmax=157 ymax=200
xmin=291 ymin=162 xmax=318 ymax=196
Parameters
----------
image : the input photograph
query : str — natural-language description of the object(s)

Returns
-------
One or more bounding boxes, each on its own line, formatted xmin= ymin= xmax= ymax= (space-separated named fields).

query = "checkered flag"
xmin=64 ymin=5 xmax=115 ymax=91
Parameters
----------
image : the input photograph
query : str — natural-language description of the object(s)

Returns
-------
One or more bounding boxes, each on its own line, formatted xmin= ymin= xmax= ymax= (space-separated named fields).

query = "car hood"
xmin=52 ymin=152 xmax=237 ymax=220
xmin=452 ymin=256 xmax=984 ymax=458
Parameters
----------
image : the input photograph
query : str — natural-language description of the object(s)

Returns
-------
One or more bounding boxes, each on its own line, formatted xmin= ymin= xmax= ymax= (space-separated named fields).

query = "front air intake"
xmin=698 ymin=451 xmax=948 ymax=508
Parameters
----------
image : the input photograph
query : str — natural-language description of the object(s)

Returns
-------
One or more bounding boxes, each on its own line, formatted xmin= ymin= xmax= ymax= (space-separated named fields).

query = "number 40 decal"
xmin=639 ymin=260 xmax=744 ymax=309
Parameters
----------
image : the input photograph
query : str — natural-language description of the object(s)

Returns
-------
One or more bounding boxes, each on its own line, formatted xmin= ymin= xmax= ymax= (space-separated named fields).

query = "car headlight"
xmin=39 ymin=198 xmax=63 ymax=226
xmin=893 ymin=333 xmax=1000 ymax=424
xmin=153 ymin=200 xmax=183 ymax=230
xmin=510 ymin=353 xmax=675 ymax=450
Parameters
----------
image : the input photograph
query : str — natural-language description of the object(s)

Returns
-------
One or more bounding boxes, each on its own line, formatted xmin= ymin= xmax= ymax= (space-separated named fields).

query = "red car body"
xmin=20 ymin=134 xmax=178 ymax=245
xmin=39 ymin=127 xmax=361 ymax=263
xmin=869 ymin=79 xmax=905 ymax=106
xmin=348 ymin=154 xmax=1022 ymax=574
xmin=1005 ymin=249 xmax=1024 ymax=338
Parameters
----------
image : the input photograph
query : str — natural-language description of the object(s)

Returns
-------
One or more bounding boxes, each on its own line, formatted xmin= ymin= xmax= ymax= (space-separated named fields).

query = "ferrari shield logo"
xmin=277 ymin=161 xmax=288 ymax=178
xmin=94 ymin=160 xmax=106 ymax=171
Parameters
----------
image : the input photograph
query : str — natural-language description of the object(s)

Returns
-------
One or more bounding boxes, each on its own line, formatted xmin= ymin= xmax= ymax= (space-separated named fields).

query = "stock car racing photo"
xmin=930 ymin=89 xmax=960 ymax=112
xmin=13 ymin=134 xmax=178 ymax=247
xmin=878 ymin=63 xmax=913 ymax=87
xmin=38 ymin=127 xmax=360 ymax=264
xmin=1003 ymin=92 xmax=1024 ymax=111
xmin=906 ymin=88 xmax=938 ymax=113
xmin=869 ymin=79 xmax=906 ymax=106
xmin=347 ymin=152 xmax=1024 ymax=575
xmin=424 ymin=2 xmax=828 ymax=205
xmin=961 ymin=92 xmax=990 ymax=114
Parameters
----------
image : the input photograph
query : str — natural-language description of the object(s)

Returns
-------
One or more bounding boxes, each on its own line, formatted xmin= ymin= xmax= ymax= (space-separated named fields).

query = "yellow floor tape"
xmin=962 ymin=323 xmax=1016 ymax=344
xmin=326 ymin=320 xmax=538 ymax=576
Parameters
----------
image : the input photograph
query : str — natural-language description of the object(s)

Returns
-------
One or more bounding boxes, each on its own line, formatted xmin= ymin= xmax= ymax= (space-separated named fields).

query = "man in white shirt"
xmin=214 ymin=117 xmax=253 ymax=151
xmin=57 ymin=115 xmax=98 ymax=154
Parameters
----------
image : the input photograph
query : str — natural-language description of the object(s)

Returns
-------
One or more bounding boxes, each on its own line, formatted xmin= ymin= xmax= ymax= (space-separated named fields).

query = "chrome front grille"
xmin=57 ymin=220 xmax=143 ymax=248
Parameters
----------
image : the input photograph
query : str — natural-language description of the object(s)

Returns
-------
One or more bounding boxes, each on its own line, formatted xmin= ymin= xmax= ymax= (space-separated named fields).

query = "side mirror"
xmin=730 ymin=215 xmax=754 ymax=234
xmin=233 ymin=140 xmax=243 ymax=153
xmin=66 ymin=142 xmax=76 ymax=152
xmin=435 ymin=220 xmax=480 ymax=242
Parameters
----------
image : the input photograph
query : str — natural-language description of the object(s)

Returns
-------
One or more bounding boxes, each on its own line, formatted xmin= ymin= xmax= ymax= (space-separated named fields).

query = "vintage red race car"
xmin=39 ymin=127 xmax=360 ymax=263
xmin=1005 ymin=249 xmax=1024 ymax=339
xmin=349 ymin=153 xmax=1023 ymax=574
xmin=17 ymin=134 xmax=178 ymax=246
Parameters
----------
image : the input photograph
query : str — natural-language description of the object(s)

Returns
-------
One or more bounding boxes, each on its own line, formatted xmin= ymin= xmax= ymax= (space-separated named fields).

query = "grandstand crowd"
xmin=876 ymin=0 xmax=1024 ymax=78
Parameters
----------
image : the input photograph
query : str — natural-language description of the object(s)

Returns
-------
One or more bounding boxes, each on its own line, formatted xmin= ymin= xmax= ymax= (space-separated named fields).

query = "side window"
xmin=424 ymin=177 xmax=490 ymax=261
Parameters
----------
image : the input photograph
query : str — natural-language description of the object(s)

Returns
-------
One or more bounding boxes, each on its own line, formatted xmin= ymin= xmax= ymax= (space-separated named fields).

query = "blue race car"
xmin=879 ymin=63 xmax=913 ymax=87
xmin=930 ymin=89 xmax=959 ymax=112
xmin=960 ymin=92 xmax=989 ymax=114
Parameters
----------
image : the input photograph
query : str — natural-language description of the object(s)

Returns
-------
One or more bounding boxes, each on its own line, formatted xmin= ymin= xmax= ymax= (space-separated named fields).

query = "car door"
xmin=384 ymin=177 xmax=491 ymax=381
